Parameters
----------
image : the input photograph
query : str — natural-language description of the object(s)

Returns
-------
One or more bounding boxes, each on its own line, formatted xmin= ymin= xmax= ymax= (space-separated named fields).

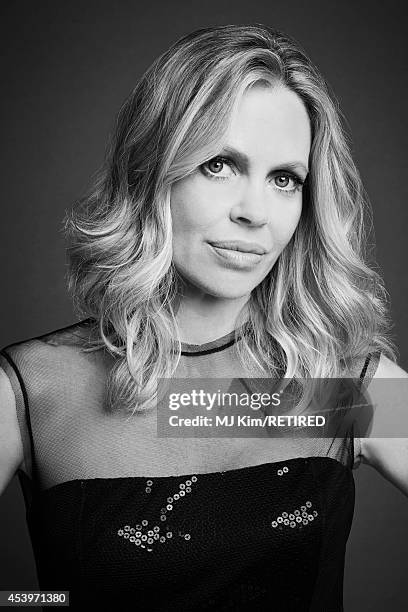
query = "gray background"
xmin=0 ymin=0 xmax=407 ymax=609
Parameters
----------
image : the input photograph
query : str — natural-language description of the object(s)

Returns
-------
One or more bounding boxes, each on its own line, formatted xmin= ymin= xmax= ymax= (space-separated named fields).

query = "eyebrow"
xmin=219 ymin=146 xmax=309 ymax=177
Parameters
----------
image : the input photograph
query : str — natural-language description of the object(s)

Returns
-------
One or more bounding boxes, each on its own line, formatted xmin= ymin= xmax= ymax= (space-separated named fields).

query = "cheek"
xmin=170 ymin=177 xmax=224 ymax=236
xmin=170 ymin=184 xmax=194 ymax=234
xmin=270 ymin=201 xmax=302 ymax=248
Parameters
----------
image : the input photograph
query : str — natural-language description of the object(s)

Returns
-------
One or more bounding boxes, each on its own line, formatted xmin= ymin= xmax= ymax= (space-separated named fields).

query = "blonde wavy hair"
xmin=64 ymin=24 xmax=397 ymax=413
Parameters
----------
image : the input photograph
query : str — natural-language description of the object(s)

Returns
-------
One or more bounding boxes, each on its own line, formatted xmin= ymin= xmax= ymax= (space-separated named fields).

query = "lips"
xmin=208 ymin=241 xmax=267 ymax=255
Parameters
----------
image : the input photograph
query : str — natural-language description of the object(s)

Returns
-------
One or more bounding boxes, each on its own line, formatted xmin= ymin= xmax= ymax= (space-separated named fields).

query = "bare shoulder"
xmin=373 ymin=353 xmax=408 ymax=378
xmin=359 ymin=354 xmax=408 ymax=497
xmin=0 ymin=367 xmax=25 ymax=495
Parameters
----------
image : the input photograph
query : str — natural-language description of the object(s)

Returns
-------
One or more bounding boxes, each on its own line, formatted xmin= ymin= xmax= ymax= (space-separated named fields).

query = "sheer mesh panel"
xmin=0 ymin=320 xmax=380 ymax=498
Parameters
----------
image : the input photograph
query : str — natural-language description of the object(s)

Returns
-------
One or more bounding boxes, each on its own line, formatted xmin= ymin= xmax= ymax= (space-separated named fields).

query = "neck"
xmin=174 ymin=290 xmax=250 ymax=345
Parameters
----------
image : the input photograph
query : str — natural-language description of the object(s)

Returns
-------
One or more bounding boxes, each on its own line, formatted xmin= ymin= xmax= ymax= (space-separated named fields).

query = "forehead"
xmin=225 ymin=84 xmax=311 ymax=164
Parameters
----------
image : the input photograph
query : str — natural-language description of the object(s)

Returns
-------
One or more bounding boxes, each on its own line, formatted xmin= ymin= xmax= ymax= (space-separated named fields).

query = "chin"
xmin=175 ymin=265 xmax=263 ymax=300
xmin=193 ymin=277 xmax=256 ymax=300
xmin=210 ymin=287 xmax=252 ymax=300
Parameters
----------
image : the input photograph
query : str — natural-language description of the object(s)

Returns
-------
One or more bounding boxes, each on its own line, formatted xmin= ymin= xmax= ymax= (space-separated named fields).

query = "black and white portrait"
xmin=1 ymin=2 xmax=407 ymax=611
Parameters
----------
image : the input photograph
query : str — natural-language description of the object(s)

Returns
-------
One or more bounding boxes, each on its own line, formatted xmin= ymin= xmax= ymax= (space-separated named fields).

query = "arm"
xmin=0 ymin=366 xmax=24 ymax=495
xmin=359 ymin=354 xmax=408 ymax=497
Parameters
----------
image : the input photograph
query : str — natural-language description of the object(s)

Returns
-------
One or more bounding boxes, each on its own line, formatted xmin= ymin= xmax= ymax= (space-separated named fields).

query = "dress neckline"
xmin=180 ymin=322 xmax=248 ymax=355
xmin=31 ymin=456 xmax=354 ymax=501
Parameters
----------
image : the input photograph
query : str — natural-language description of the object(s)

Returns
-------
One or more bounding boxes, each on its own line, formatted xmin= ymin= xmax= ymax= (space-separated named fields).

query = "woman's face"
xmin=170 ymin=84 xmax=311 ymax=300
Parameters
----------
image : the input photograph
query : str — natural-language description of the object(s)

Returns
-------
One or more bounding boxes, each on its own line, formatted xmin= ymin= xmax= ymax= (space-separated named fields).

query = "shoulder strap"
xmin=351 ymin=349 xmax=382 ymax=469
xmin=358 ymin=350 xmax=381 ymax=390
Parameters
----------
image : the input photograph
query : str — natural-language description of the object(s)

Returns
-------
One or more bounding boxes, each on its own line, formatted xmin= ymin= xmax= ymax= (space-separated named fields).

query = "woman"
xmin=0 ymin=24 xmax=407 ymax=611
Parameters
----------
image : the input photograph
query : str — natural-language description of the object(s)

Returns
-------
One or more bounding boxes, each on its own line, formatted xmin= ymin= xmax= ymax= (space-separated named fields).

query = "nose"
xmin=229 ymin=178 xmax=269 ymax=227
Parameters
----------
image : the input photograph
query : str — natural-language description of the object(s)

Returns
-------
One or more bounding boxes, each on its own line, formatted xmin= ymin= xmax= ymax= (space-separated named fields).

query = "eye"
xmin=208 ymin=159 xmax=225 ymax=174
xmin=273 ymin=173 xmax=304 ymax=194
xmin=201 ymin=157 xmax=235 ymax=179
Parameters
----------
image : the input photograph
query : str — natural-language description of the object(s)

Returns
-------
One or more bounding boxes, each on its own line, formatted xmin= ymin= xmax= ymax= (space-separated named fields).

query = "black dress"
xmin=0 ymin=320 xmax=380 ymax=611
